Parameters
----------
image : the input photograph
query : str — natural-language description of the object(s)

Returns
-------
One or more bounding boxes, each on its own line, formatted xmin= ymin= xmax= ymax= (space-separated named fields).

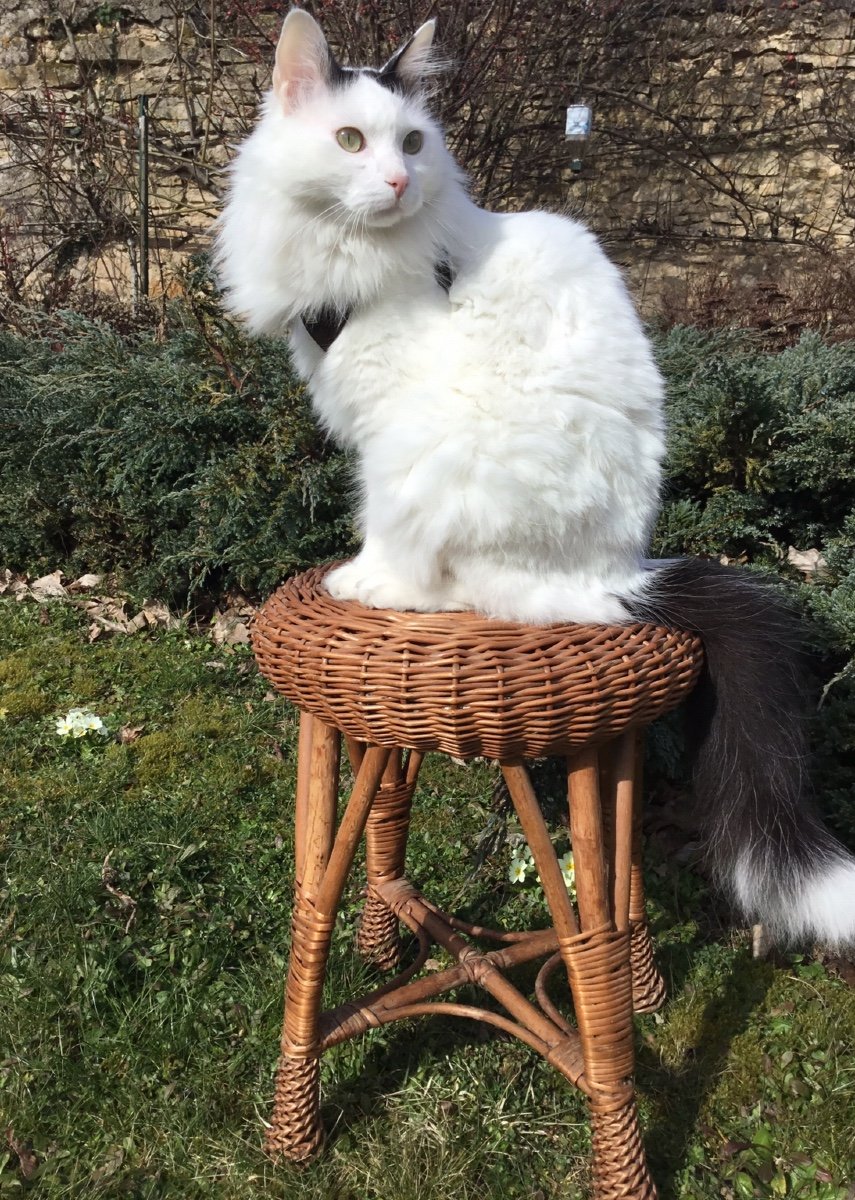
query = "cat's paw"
xmin=325 ymin=562 xmax=436 ymax=612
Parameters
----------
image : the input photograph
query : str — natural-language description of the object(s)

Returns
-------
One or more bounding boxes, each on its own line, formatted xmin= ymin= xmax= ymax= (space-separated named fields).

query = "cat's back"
xmin=446 ymin=207 xmax=660 ymax=412
xmin=455 ymin=208 xmax=615 ymax=286
xmin=450 ymin=208 xmax=643 ymax=340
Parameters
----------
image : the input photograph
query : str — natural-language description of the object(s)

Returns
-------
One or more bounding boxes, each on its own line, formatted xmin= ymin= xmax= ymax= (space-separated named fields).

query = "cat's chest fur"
xmin=302 ymin=279 xmax=450 ymax=443
xmin=303 ymin=210 xmax=665 ymax=460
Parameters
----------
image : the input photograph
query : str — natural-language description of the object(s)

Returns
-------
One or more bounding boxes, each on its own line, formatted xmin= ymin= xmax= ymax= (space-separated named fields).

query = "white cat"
xmin=215 ymin=10 xmax=855 ymax=946
xmin=215 ymin=10 xmax=663 ymax=625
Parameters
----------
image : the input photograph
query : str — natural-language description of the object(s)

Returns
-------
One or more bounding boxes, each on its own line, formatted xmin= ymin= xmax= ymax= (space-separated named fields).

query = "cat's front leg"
xmin=325 ymin=538 xmax=463 ymax=613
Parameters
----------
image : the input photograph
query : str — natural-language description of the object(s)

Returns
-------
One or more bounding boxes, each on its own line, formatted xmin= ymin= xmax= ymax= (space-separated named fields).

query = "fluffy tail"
xmin=625 ymin=558 xmax=855 ymax=947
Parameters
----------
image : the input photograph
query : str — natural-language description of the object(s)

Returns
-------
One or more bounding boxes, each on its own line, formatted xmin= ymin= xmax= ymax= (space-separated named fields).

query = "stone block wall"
xmin=1 ymin=1 xmax=853 ymax=322
xmin=577 ymin=2 xmax=855 ymax=316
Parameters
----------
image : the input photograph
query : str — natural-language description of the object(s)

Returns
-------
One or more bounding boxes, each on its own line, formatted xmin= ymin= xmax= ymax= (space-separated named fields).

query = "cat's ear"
xmin=379 ymin=19 xmax=439 ymax=90
xmin=272 ymin=9 xmax=336 ymax=110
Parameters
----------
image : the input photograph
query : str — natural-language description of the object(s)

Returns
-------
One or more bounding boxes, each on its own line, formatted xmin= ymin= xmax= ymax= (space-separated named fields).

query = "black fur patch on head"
xmin=371 ymin=64 xmax=410 ymax=94
xmin=325 ymin=31 xmax=424 ymax=96
xmin=326 ymin=61 xmax=411 ymax=95
xmin=324 ymin=52 xmax=351 ymax=90
xmin=329 ymin=63 xmax=408 ymax=95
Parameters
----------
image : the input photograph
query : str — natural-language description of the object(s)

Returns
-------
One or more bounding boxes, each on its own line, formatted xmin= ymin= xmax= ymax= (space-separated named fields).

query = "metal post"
xmin=137 ymin=94 xmax=149 ymax=303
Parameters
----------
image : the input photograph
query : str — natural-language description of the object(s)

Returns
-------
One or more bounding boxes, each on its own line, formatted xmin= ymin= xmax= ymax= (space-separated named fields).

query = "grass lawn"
xmin=2 ymin=598 xmax=854 ymax=1199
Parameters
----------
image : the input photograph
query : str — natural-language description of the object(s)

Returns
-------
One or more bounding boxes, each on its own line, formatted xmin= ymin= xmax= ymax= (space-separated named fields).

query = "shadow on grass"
xmin=638 ymin=940 xmax=777 ymax=1198
xmin=319 ymin=945 xmax=517 ymax=1146
xmin=305 ymin=883 xmax=775 ymax=1197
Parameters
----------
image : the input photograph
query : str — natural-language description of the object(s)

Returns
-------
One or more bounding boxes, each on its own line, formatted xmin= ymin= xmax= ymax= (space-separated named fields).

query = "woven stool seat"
xmin=252 ymin=565 xmax=702 ymax=759
xmin=252 ymin=565 xmax=704 ymax=1198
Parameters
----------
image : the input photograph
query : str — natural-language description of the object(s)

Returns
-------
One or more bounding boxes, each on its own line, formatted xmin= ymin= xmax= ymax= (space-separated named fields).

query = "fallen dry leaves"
xmin=4 ymin=1127 xmax=38 ymax=1181
xmin=118 ymin=724 xmax=145 ymax=745
xmin=84 ymin=597 xmax=181 ymax=643
xmin=101 ymin=852 xmax=138 ymax=933
xmin=0 ymin=568 xmax=258 ymax=645
xmin=210 ymin=598 xmax=256 ymax=647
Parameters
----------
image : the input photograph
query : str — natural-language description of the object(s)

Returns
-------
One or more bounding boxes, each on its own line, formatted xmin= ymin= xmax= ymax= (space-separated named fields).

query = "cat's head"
xmin=264 ymin=9 xmax=451 ymax=229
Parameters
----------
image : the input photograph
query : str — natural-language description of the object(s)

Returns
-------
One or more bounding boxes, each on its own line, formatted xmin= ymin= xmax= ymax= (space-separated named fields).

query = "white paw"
xmin=323 ymin=561 xmax=366 ymax=601
xmin=325 ymin=563 xmax=436 ymax=612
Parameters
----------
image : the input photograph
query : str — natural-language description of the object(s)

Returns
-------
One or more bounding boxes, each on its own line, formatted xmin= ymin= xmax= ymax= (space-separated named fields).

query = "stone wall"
xmin=578 ymin=2 xmax=855 ymax=316
xmin=1 ymin=1 xmax=853 ymax=320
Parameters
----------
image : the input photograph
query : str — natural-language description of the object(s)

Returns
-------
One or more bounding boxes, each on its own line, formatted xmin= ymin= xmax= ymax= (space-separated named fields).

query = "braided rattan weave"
xmin=253 ymin=566 xmax=705 ymax=1197
xmin=252 ymin=565 xmax=702 ymax=759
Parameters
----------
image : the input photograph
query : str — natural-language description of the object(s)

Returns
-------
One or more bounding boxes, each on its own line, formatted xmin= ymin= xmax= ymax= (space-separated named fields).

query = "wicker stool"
xmin=252 ymin=565 xmax=703 ymax=1197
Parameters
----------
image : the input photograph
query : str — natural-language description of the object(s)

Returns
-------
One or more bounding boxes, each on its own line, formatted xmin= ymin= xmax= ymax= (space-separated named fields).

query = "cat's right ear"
xmin=272 ymin=9 xmax=333 ymax=111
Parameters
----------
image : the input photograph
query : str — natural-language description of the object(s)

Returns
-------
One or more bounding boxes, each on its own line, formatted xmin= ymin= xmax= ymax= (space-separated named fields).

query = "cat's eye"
xmin=336 ymin=127 xmax=365 ymax=153
xmin=403 ymin=130 xmax=423 ymax=155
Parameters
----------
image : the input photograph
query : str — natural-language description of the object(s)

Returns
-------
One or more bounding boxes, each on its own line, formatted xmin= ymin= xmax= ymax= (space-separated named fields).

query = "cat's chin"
xmin=364 ymin=204 xmax=419 ymax=229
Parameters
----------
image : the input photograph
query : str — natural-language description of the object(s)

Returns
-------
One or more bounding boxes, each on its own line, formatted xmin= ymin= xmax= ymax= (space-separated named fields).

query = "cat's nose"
xmin=386 ymin=175 xmax=409 ymax=200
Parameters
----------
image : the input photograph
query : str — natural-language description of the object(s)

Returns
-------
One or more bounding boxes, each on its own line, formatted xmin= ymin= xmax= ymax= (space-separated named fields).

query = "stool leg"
xmin=501 ymin=755 xmax=656 ymax=1198
xmin=565 ymin=747 xmax=657 ymax=1200
xmin=356 ymin=749 xmax=421 ymax=971
xmin=628 ymin=737 xmax=667 ymax=1015
xmin=267 ymin=722 xmax=391 ymax=1161
xmin=267 ymin=712 xmax=339 ymax=1161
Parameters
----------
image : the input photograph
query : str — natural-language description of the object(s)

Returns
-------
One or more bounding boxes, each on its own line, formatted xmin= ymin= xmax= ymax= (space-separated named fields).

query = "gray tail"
xmin=625 ymin=558 xmax=855 ymax=947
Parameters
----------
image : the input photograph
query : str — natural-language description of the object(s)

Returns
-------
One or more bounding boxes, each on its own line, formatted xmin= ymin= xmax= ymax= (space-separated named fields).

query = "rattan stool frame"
xmin=252 ymin=568 xmax=703 ymax=1198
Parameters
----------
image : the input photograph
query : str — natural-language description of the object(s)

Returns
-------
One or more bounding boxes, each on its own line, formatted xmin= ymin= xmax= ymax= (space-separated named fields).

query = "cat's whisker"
xmin=272 ymin=201 xmax=349 ymax=259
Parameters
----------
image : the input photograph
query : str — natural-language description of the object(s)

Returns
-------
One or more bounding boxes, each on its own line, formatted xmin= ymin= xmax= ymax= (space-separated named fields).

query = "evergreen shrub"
xmin=0 ymin=289 xmax=355 ymax=605
xmin=651 ymin=326 xmax=855 ymax=847
xmin=1 ymin=299 xmax=853 ymax=841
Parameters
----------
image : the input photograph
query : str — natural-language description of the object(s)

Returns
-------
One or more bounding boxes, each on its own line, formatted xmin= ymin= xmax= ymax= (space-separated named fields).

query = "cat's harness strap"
xmin=301 ymin=258 xmax=454 ymax=352
xmin=302 ymin=308 xmax=348 ymax=352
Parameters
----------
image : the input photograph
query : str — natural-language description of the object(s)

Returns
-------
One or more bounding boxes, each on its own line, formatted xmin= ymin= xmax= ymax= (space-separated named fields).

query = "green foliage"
xmin=649 ymin=327 xmax=855 ymax=848
xmin=0 ymin=276 xmax=355 ymax=606
xmin=653 ymin=328 xmax=855 ymax=561
xmin=2 ymin=291 xmax=854 ymax=613
xmin=2 ymin=600 xmax=855 ymax=1197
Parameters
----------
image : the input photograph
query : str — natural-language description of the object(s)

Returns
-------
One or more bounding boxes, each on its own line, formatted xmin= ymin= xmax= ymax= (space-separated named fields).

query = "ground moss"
xmin=0 ymin=655 xmax=30 ymax=685
xmin=2 ymin=597 xmax=854 ymax=1200
xmin=2 ymin=685 xmax=55 ymax=718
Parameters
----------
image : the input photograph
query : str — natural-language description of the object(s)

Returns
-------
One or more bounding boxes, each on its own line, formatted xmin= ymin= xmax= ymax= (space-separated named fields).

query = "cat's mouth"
xmin=364 ymin=197 xmax=421 ymax=228
xmin=368 ymin=208 xmax=406 ymax=227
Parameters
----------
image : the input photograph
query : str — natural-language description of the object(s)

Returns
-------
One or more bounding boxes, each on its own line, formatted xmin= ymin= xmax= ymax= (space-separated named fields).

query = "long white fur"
xmin=214 ymin=11 xmax=855 ymax=946
xmin=732 ymin=852 xmax=855 ymax=948
xmin=214 ymin=12 xmax=664 ymax=626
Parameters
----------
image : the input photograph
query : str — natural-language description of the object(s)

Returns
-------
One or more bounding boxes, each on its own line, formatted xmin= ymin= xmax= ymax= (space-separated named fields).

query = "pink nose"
xmin=386 ymin=175 xmax=409 ymax=200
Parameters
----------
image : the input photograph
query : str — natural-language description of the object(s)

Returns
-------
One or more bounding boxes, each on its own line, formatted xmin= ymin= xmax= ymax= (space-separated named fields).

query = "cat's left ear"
xmin=378 ymin=19 xmax=438 ymax=90
xmin=273 ymin=9 xmax=336 ymax=111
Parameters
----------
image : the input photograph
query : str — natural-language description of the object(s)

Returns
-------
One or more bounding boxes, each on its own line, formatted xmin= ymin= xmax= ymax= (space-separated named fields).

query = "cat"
xmin=214 ymin=9 xmax=855 ymax=946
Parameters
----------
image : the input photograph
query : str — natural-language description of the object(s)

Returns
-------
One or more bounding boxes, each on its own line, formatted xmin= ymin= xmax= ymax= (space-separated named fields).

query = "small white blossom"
xmin=509 ymin=856 xmax=529 ymax=884
xmin=559 ymin=851 xmax=576 ymax=891
xmin=56 ymin=708 xmax=109 ymax=739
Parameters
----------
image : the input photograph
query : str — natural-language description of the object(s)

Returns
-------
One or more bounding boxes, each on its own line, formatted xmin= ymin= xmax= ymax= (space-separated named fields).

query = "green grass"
xmin=2 ymin=599 xmax=854 ymax=1199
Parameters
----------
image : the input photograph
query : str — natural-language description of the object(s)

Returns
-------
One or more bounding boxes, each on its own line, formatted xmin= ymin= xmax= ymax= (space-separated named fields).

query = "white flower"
xmin=558 ymin=851 xmax=576 ymax=891
xmin=509 ymin=856 xmax=529 ymax=884
xmin=56 ymin=708 xmax=109 ymax=739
